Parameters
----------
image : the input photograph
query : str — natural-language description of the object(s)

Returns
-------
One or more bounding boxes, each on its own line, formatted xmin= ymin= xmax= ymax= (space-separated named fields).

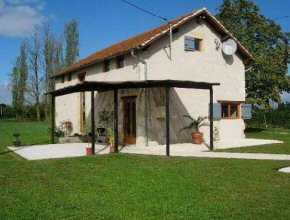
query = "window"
xmin=67 ymin=73 xmax=72 ymax=81
xmin=194 ymin=38 xmax=202 ymax=51
xmin=61 ymin=75 xmax=65 ymax=83
xmin=116 ymin=57 xmax=125 ymax=69
xmin=103 ymin=60 xmax=110 ymax=72
xmin=220 ymin=102 xmax=241 ymax=119
xmin=77 ymin=72 xmax=86 ymax=82
xmin=184 ymin=36 xmax=203 ymax=51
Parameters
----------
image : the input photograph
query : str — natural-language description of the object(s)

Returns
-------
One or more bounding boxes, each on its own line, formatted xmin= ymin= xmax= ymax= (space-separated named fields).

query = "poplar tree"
xmin=55 ymin=36 xmax=64 ymax=74
xmin=10 ymin=42 xmax=28 ymax=119
xmin=216 ymin=0 xmax=289 ymax=108
xmin=27 ymin=28 xmax=44 ymax=121
xmin=43 ymin=25 xmax=55 ymax=121
xmin=19 ymin=42 xmax=28 ymax=118
xmin=10 ymin=59 xmax=21 ymax=119
xmin=64 ymin=19 xmax=79 ymax=67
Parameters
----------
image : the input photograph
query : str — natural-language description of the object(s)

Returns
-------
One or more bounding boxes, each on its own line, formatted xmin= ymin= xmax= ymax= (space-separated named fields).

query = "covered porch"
xmin=49 ymin=80 xmax=220 ymax=156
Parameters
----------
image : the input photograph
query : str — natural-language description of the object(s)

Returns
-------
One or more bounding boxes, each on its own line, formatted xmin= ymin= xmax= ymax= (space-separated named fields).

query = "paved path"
xmin=8 ymin=143 xmax=290 ymax=161
xmin=8 ymin=143 xmax=109 ymax=160
xmin=120 ymin=146 xmax=290 ymax=161
xmin=279 ymin=167 xmax=290 ymax=173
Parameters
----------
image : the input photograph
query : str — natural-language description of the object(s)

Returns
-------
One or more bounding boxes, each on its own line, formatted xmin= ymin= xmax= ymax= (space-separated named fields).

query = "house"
xmin=50 ymin=8 xmax=253 ymax=150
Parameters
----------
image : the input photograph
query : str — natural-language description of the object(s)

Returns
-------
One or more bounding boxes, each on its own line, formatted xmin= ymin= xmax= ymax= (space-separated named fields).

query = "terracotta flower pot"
xmin=192 ymin=132 xmax=203 ymax=145
xmin=109 ymin=145 xmax=118 ymax=153
xmin=13 ymin=140 xmax=21 ymax=147
xmin=86 ymin=147 xmax=93 ymax=156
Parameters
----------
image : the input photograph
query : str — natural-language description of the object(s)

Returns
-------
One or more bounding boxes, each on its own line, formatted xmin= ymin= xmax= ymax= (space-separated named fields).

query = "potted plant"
xmin=13 ymin=133 xmax=21 ymax=147
xmin=180 ymin=116 xmax=209 ymax=144
xmin=84 ymin=124 xmax=93 ymax=156
xmin=107 ymin=128 xmax=117 ymax=153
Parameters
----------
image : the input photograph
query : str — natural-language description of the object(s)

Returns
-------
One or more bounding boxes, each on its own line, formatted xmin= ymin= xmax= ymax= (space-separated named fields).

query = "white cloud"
xmin=0 ymin=0 xmax=50 ymax=37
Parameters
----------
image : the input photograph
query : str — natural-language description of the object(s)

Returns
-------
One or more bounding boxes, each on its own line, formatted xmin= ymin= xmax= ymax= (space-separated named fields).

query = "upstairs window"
xmin=67 ymin=73 xmax=72 ymax=81
xmin=61 ymin=75 xmax=65 ymax=83
xmin=116 ymin=56 xmax=125 ymax=69
xmin=184 ymin=36 xmax=203 ymax=51
xmin=103 ymin=60 xmax=110 ymax=72
xmin=77 ymin=72 xmax=86 ymax=83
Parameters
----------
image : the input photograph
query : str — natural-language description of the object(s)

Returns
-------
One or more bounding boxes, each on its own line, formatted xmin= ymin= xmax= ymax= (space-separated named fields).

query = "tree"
xmin=216 ymin=0 xmax=289 ymax=108
xmin=43 ymin=24 xmax=65 ymax=121
xmin=286 ymin=32 xmax=290 ymax=63
xmin=10 ymin=42 xmax=28 ymax=119
xmin=64 ymin=19 xmax=79 ymax=67
xmin=54 ymin=36 xmax=64 ymax=74
xmin=43 ymin=24 xmax=55 ymax=121
xmin=18 ymin=42 xmax=28 ymax=118
xmin=10 ymin=59 xmax=21 ymax=119
xmin=27 ymin=28 xmax=45 ymax=121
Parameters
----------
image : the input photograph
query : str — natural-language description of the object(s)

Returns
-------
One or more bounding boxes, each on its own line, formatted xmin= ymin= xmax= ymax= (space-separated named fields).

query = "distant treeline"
xmin=247 ymin=102 xmax=290 ymax=128
xmin=0 ymin=104 xmax=46 ymax=120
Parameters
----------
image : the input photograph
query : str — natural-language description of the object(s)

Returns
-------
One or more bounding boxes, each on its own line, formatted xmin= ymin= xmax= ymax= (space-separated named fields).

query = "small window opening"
xmin=77 ymin=72 xmax=86 ymax=82
xmin=67 ymin=73 xmax=72 ymax=81
xmin=116 ymin=57 xmax=125 ymax=69
xmin=61 ymin=75 xmax=65 ymax=83
xmin=103 ymin=60 xmax=110 ymax=72
xmin=194 ymin=38 xmax=202 ymax=51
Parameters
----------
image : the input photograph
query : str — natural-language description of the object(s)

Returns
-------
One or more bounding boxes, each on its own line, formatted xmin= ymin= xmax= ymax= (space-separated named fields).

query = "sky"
xmin=0 ymin=0 xmax=289 ymax=104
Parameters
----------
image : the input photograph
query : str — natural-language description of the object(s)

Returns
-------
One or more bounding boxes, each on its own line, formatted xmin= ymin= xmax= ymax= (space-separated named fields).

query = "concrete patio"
xmin=7 ymin=138 xmax=289 ymax=161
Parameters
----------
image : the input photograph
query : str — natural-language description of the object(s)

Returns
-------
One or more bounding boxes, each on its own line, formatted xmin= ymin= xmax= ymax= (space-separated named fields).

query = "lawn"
xmin=1 ymin=120 xmax=290 ymax=219
xmin=216 ymin=127 xmax=290 ymax=154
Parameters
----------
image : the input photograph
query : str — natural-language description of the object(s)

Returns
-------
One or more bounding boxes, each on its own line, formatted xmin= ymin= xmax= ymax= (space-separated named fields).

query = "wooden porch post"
xmin=51 ymin=95 xmax=55 ymax=144
xmin=165 ymin=87 xmax=170 ymax=156
xmin=209 ymin=86 xmax=214 ymax=151
xmin=91 ymin=90 xmax=95 ymax=154
xmin=114 ymin=89 xmax=119 ymax=152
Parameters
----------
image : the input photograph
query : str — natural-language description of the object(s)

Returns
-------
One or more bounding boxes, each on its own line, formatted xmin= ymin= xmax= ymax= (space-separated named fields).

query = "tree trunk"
xmin=36 ymin=103 xmax=40 ymax=121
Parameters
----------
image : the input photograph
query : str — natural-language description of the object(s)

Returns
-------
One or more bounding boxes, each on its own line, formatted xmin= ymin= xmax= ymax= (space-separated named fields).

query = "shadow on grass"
xmin=245 ymin=127 xmax=266 ymax=133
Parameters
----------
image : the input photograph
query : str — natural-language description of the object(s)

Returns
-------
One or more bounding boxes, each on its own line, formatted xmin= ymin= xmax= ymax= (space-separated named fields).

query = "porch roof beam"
xmin=47 ymin=80 xmax=220 ymax=97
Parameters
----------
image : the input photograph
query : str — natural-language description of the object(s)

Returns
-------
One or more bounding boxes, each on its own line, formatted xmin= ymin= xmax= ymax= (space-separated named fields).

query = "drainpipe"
xmin=131 ymin=50 xmax=147 ymax=80
xmin=131 ymin=50 xmax=149 ymax=147
xmin=169 ymin=22 xmax=172 ymax=59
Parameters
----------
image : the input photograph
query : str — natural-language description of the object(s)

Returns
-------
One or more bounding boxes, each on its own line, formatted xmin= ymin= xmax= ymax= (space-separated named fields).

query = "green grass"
xmin=216 ymin=127 xmax=290 ymax=154
xmin=1 ymin=120 xmax=290 ymax=219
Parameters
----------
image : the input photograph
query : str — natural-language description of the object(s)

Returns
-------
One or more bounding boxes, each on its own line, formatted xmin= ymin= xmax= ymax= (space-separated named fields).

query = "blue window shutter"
xmin=212 ymin=103 xmax=221 ymax=120
xmin=242 ymin=104 xmax=252 ymax=119
xmin=185 ymin=36 xmax=195 ymax=51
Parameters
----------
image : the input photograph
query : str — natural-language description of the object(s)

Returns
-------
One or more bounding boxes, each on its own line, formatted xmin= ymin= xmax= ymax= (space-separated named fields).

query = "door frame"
xmin=122 ymin=96 xmax=137 ymax=145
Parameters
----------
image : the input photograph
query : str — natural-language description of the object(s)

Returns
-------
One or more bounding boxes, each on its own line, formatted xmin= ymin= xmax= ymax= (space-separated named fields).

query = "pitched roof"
xmin=54 ymin=8 xmax=253 ymax=78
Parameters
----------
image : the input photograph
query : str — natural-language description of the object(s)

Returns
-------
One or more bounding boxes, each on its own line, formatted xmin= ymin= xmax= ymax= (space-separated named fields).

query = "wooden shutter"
xmin=242 ymin=104 xmax=252 ymax=119
xmin=185 ymin=36 xmax=195 ymax=51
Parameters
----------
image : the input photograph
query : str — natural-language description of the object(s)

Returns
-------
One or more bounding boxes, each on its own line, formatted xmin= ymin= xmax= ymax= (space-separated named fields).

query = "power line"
xmin=120 ymin=0 xmax=168 ymax=22
xmin=273 ymin=15 xmax=290 ymax=21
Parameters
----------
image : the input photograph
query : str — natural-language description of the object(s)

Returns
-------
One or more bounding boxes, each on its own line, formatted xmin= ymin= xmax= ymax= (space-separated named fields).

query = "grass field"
xmin=216 ymin=127 xmax=290 ymax=154
xmin=1 ymin=120 xmax=290 ymax=219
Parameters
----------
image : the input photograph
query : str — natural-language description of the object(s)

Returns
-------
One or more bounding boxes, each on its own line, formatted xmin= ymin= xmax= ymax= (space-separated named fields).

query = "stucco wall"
xmin=55 ymin=93 xmax=81 ymax=134
xmin=55 ymin=17 xmax=246 ymax=145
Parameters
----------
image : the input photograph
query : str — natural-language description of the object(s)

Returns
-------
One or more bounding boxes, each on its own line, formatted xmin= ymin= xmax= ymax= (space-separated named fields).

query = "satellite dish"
xmin=222 ymin=39 xmax=237 ymax=55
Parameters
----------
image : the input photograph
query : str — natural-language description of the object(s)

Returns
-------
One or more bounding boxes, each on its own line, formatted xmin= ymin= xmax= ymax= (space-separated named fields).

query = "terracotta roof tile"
xmin=54 ymin=8 xmax=253 ymax=78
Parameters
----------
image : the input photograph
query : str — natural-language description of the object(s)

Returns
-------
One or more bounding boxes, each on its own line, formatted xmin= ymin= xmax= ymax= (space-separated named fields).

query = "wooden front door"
xmin=123 ymin=97 xmax=136 ymax=145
